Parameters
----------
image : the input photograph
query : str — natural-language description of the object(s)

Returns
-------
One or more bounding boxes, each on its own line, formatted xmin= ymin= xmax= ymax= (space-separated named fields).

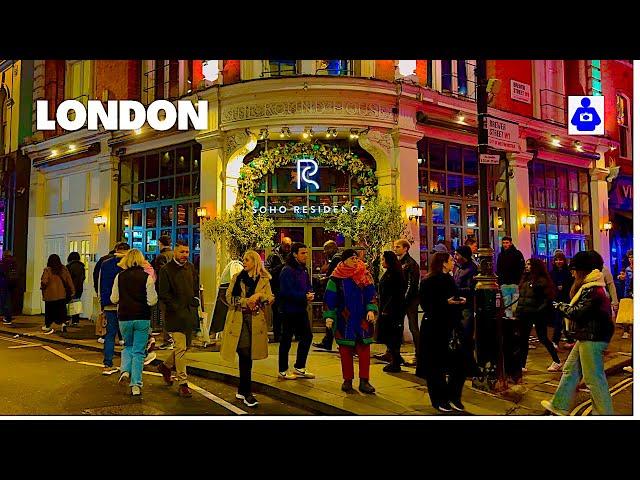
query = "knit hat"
xmin=569 ymin=251 xmax=595 ymax=272
xmin=431 ymin=244 xmax=449 ymax=254
xmin=455 ymin=245 xmax=473 ymax=261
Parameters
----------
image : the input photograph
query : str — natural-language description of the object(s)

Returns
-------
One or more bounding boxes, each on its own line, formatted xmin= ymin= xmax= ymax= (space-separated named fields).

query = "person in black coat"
xmin=517 ymin=258 xmax=562 ymax=373
xmin=264 ymin=237 xmax=292 ymax=342
xmin=415 ymin=252 xmax=467 ymax=413
xmin=66 ymin=252 xmax=86 ymax=326
xmin=377 ymin=251 xmax=406 ymax=373
xmin=550 ymin=250 xmax=574 ymax=345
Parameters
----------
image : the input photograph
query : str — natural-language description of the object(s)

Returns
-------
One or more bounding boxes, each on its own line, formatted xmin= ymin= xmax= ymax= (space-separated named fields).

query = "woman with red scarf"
xmin=324 ymin=249 xmax=378 ymax=394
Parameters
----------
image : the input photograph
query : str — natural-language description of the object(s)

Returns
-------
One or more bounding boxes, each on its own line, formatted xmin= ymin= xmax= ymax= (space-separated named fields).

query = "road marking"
xmin=570 ymin=377 xmax=633 ymax=416
xmin=8 ymin=344 xmax=43 ymax=349
xmin=42 ymin=345 xmax=77 ymax=362
xmin=0 ymin=335 xmax=35 ymax=345
xmin=187 ymin=382 xmax=248 ymax=415
xmin=78 ymin=361 xmax=105 ymax=368
xmin=581 ymin=379 xmax=633 ymax=416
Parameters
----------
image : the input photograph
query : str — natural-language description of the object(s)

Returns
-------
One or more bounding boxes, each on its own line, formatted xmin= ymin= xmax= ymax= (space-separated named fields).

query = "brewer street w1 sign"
xmin=483 ymin=115 xmax=520 ymax=152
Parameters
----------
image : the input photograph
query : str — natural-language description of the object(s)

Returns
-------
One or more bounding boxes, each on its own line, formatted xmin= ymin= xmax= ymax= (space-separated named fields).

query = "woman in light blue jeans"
xmin=542 ymin=251 xmax=614 ymax=416
xmin=110 ymin=249 xmax=158 ymax=396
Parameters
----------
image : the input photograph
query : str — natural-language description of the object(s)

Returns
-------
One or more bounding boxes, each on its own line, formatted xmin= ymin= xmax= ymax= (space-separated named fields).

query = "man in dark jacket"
xmin=392 ymin=239 xmax=421 ymax=364
xmin=265 ymin=237 xmax=292 ymax=342
xmin=152 ymin=235 xmax=174 ymax=348
xmin=0 ymin=250 xmax=19 ymax=325
xmin=98 ymin=242 xmax=130 ymax=375
xmin=496 ymin=236 xmax=525 ymax=319
xmin=312 ymin=240 xmax=341 ymax=351
xmin=156 ymin=240 xmax=200 ymax=398
xmin=278 ymin=242 xmax=315 ymax=379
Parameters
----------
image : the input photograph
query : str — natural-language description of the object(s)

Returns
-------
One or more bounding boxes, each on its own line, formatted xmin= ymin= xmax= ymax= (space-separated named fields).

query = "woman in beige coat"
xmin=222 ymin=249 xmax=274 ymax=407
xmin=40 ymin=254 xmax=75 ymax=335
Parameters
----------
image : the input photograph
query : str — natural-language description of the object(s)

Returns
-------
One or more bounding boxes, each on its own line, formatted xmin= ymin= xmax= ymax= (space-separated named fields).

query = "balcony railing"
xmin=143 ymin=61 xmax=180 ymax=105
xmin=540 ymin=88 xmax=566 ymax=126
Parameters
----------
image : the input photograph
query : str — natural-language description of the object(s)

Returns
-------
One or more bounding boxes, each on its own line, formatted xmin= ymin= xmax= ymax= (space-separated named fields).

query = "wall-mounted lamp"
xmin=325 ymin=127 xmax=338 ymax=138
xmin=456 ymin=112 xmax=466 ymax=123
xmin=523 ymin=214 xmax=537 ymax=227
xmin=123 ymin=217 xmax=130 ymax=227
xmin=573 ymin=224 xmax=582 ymax=232
xmin=196 ymin=207 xmax=210 ymax=220
xmin=302 ymin=127 xmax=314 ymax=139
xmin=259 ymin=128 xmax=269 ymax=140
xmin=93 ymin=215 xmax=107 ymax=230
xmin=497 ymin=216 xmax=504 ymax=228
xmin=550 ymin=135 xmax=561 ymax=147
xmin=349 ymin=128 xmax=360 ymax=140
xmin=407 ymin=206 xmax=423 ymax=221
xmin=601 ymin=221 xmax=612 ymax=233
xmin=280 ymin=127 xmax=291 ymax=138
xmin=418 ymin=157 xmax=425 ymax=165
xmin=574 ymin=141 xmax=583 ymax=152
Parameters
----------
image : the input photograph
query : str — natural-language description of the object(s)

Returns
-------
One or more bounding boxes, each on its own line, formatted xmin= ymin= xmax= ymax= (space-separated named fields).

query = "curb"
xmin=1 ymin=326 xmax=349 ymax=415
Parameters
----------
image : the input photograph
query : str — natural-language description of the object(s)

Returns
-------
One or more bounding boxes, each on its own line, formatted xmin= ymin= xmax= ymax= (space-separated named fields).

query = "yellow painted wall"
xmin=1 ymin=60 xmax=22 ymax=154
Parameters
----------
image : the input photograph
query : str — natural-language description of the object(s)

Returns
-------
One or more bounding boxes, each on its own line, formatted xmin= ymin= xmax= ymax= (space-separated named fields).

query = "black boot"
xmin=358 ymin=379 xmax=376 ymax=394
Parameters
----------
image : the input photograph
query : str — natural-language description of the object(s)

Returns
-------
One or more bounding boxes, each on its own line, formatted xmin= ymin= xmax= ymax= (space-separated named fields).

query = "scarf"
xmin=231 ymin=269 xmax=259 ymax=298
xmin=569 ymin=269 xmax=606 ymax=306
xmin=331 ymin=259 xmax=374 ymax=288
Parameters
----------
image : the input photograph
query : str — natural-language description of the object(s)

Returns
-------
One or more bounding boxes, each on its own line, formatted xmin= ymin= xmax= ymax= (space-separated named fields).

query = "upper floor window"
xmin=425 ymin=60 xmax=476 ymax=100
xmin=588 ymin=60 xmax=602 ymax=96
xmin=65 ymin=60 xmax=94 ymax=107
xmin=267 ymin=60 xmax=297 ymax=77
xmin=617 ymin=93 xmax=631 ymax=158
xmin=142 ymin=60 xmax=190 ymax=105
xmin=316 ymin=60 xmax=353 ymax=76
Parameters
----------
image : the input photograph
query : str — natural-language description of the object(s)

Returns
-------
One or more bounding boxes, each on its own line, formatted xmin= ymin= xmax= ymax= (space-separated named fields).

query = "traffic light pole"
xmin=473 ymin=60 xmax=507 ymax=392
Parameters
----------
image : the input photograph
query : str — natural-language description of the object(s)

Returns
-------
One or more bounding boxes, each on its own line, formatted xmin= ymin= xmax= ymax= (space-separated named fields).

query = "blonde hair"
xmin=117 ymin=248 xmax=146 ymax=270
xmin=243 ymin=250 xmax=271 ymax=280
xmin=395 ymin=239 xmax=411 ymax=250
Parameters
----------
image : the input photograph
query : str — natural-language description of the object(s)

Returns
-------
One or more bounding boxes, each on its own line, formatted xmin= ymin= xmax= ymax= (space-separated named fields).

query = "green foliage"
xmin=325 ymin=196 xmax=414 ymax=268
xmin=201 ymin=206 xmax=275 ymax=259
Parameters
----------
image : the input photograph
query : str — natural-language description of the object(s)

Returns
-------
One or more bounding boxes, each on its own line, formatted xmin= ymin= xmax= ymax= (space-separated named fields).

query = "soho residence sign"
xmin=251 ymin=157 xmax=365 ymax=216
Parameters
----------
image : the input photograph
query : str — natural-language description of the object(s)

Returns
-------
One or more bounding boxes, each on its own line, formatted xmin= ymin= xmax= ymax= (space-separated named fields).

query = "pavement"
xmin=1 ymin=315 xmax=633 ymax=416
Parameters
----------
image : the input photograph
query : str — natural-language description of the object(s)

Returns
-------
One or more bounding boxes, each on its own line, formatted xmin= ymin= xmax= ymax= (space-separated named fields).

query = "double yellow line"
xmin=570 ymin=377 xmax=633 ymax=416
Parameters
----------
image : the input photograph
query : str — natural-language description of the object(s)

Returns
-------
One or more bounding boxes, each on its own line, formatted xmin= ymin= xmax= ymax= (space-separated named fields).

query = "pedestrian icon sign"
xmin=568 ymin=96 xmax=604 ymax=135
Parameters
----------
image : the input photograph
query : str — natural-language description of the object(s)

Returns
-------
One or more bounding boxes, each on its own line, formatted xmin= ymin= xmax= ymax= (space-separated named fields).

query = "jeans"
xmin=551 ymin=341 xmax=614 ymax=416
xmin=119 ymin=320 xmax=150 ymax=387
xmin=0 ymin=289 xmax=12 ymax=322
xmin=278 ymin=311 xmax=312 ymax=372
xmin=501 ymin=284 xmax=519 ymax=319
xmin=103 ymin=310 xmax=119 ymax=367
xmin=519 ymin=314 xmax=560 ymax=366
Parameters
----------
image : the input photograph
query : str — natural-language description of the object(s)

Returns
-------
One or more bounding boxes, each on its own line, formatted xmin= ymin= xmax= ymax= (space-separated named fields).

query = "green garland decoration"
xmin=236 ymin=142 xmax=378 ymax=210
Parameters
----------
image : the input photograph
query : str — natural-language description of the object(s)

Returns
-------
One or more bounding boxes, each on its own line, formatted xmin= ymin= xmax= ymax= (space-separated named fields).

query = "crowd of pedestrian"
xmin=1 ymin=228 xmax=631 ymax=415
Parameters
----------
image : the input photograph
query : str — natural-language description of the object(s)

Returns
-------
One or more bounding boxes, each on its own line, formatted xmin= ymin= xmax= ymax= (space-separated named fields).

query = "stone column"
xmin=590 ymin=146 xmax=611 ymax=267
xmin=506 ymin=151 xmax=534 ymax=260
xmin=195 ymin=133 xmax=224 ymax=340
xmin=23 ymin=169 xmax=45 ymax=315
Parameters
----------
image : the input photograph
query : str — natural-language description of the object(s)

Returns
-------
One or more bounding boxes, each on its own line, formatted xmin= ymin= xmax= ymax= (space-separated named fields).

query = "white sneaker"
xmin=547 ymin=361 xmax=563 ymax=372
xmin=293 ymin=367 xmax=315 ymax=379
xmin=118 ymin=371 xmax=130 ymax=385
xmin=118 ymin=340 xmax=125 ymax=346
xmin=41 ymin=326 xmax=49 ymax=331
xmin=97 ymin=337 xmax=105 ymax=344
xmin=623 ymin=366 xmax=633 ymax=373
xmin=278 ymin=371 xmax=297 ymax=380
xmin=131 ymin=385 xmax=141 ymax=396
xmin=102 ymin=366 xmax=119 ymax=376
xmin=43 ymin=328 xmax=54 ymax=335
xmin=541 ymin=400 xmax=567 ymax=416
xmin=521 ymin=367 xmax=528 ymax=373
xmin=622 ymin=332 xmax=630 ymax=339
xmin=144 ymin=351 xmax=157 ymax=365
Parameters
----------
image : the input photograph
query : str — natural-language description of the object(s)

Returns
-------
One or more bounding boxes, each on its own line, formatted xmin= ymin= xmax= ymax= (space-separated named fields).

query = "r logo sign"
xmin=296 ymin=158 xmax=320 ymax=190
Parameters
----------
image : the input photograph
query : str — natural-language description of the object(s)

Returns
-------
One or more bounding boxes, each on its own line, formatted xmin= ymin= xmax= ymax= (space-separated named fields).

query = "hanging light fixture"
xmin=280 ymin=126 xmax=290 ymax=138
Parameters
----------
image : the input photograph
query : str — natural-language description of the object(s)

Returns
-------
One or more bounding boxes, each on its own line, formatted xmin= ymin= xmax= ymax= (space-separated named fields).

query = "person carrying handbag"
xmin=40 ymin=254 xmax=75 ymax=335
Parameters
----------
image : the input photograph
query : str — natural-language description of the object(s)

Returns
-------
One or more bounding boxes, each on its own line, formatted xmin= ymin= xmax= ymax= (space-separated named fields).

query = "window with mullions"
xmin=588 ymin=60 xmax=602 ymax=96
xmin=529 ymin=160 xmax=592 ymax=268
xmin=617 ymin=94 xmax=631 ymax=158
xmin=417 ymin=137 xmax=507 ymax=272
xmin=120 ymin=143 xmax=201 ymax=265
xmin=267 ymin=60 xmax=297 ymax=77
xmin=142 ymin=60 xmax=182 ymax=105
xmin=438 ymin=60 xmax=475 ymax=99
xmin=316 ymin=60 xmax=352 ymax=76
